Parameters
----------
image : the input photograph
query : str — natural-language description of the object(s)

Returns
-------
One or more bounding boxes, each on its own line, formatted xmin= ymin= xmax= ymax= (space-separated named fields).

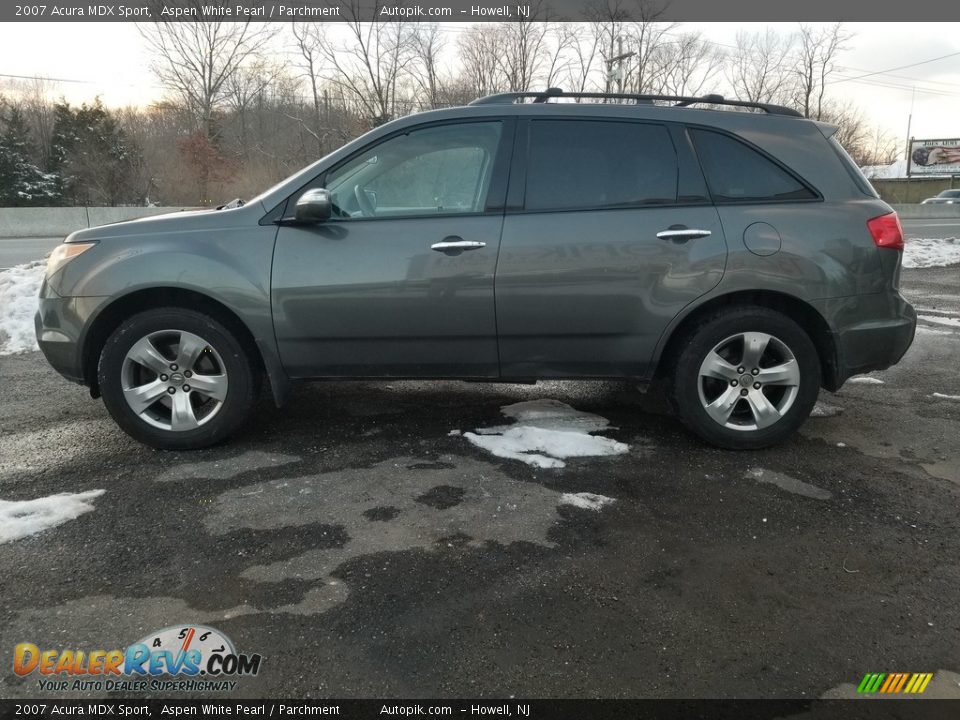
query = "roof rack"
xmin=469 ymin=88 xmax=803 ymax=118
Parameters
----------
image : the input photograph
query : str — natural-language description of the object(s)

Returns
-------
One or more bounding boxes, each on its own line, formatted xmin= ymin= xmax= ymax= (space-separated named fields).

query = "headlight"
xmin=46 ymin=242 xmax=97 ymax=277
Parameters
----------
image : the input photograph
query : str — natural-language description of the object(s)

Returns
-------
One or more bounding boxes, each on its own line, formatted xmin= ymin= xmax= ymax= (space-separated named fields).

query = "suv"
xmin=35 ymin=89 xmax=916 ymax=451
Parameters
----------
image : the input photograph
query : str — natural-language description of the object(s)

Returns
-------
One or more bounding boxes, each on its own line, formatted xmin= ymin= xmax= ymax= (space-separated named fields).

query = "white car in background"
xmin=921 ymin=189 xmax=960 ymax=204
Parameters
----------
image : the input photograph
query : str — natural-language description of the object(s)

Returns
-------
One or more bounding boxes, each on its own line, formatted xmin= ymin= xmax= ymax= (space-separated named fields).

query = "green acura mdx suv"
xmin=35 ymin=89 xmax=916 ymax=451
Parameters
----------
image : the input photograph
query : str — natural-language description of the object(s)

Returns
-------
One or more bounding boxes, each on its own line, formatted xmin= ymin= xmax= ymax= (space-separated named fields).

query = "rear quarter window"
xmin=690 ymin=128 xmax=817 ymax=203
xmin=828 ymin=135 xmax=880 ymax=198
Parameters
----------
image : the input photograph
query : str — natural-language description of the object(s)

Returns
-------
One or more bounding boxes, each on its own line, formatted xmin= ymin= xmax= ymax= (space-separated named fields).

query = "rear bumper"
xmin=822 ymin=292 xmax=917 ymax=389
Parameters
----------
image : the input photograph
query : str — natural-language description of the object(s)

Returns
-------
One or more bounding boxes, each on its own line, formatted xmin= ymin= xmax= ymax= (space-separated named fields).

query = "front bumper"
xmin=34 ymin=279 xmax=108 ymax=385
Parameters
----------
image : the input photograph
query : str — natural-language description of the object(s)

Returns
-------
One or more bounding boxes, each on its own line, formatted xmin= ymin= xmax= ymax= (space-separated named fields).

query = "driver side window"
xmin=324 ymin=121 xmax=503 ymax=219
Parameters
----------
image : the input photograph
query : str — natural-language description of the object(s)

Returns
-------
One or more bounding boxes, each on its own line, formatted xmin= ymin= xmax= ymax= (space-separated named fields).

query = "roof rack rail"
xmin=469 ymin=88 xmax=803 ymax=118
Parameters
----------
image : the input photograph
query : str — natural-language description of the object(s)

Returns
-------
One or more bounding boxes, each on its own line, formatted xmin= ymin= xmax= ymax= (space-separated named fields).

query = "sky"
xmin=0 ymin=21 xmax=958 ymax=144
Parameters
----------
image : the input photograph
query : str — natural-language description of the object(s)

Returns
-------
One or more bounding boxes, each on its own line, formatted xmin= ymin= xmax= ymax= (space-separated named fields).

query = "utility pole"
xmin=604 ymin=37 xmax=636 ymax=95
xmin=905 ymin=85 xmax=916 ymax=178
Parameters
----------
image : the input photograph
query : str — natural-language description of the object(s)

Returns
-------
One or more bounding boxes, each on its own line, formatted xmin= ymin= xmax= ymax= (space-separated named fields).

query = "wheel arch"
xmin=81 ymin=287 xmax=291 ymax=406
xmin=653 ymin=289 xmax=840 ymax=391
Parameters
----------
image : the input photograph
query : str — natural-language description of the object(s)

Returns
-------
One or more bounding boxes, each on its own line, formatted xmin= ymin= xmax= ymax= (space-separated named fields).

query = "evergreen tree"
xmin=0 ymin=103 xmax=58 ymax=206
xmin=49 ymin=98 xmax=144 ymax=206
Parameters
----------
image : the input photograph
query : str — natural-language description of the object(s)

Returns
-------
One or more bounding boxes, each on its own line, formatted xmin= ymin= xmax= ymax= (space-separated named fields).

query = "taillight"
xmin=867 ymin=212 xmax=904 ymax=251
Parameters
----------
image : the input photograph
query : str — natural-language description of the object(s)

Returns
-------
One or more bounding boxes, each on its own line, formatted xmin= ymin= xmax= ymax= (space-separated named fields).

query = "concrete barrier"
xmin=892 ymin=204 xmax=960 ymax=220
xmin=0 ymin=207 xmax=190 ymax=238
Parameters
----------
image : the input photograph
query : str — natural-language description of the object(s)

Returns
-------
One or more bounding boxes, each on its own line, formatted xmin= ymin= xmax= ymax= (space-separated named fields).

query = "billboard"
xmin=909 ymin=138 xmax=960 ymax=175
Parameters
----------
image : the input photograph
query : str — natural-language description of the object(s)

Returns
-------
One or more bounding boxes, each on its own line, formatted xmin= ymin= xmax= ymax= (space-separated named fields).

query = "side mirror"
xmin=295 ymin=188 xmax=332 ymax=223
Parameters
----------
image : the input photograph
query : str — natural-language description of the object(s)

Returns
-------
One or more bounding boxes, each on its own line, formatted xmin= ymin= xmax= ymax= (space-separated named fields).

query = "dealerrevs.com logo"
xmin=14 ymin=625 xmax=263 ymax=693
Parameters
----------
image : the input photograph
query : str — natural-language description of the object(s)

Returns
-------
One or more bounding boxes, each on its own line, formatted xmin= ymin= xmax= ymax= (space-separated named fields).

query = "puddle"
xmin=204 ymin=456 xmax=614 ymax=608
xmin=156 ymin=451 xmax=301 ymax=482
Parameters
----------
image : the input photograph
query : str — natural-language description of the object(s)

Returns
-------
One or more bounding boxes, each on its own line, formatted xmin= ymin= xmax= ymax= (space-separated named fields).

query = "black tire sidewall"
xmin=98 ymin=308 xmax=257 ymax=450
xmin=672 ymin=308 xmax=821 ymax=450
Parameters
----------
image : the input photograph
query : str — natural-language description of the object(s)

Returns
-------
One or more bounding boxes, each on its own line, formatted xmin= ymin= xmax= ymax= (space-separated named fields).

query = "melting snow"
xmin=932 ymin=393 xmax=960 ymax=401
xmin=861 ymin=158 xmax=907 ymax=179
xmin=810 ymin=401 xmax=843 ymax=418
xmin=0 ymin=261 xmax=44 ymax=355
xmin=847 ymin=376 xmax=885 ymax=384
xmin=919 ymin=314 xmax=960 ymax=328
xmin=462 ymin=399 xmax=629 ymax=469
xmin=0 ymin=490 xmax=105 ymax=543
xmin=903 ymin=237 xmax=960 ymax=269
xmin=559 ymin=492 xmax=616 ymax=510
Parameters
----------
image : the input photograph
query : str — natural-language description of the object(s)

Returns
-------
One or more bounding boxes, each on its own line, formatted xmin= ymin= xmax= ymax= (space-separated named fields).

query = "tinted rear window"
xmin=691 ymin=128 xmax=816 ymax=203
xmin=525 ymin=120 xmax=678 ymax=211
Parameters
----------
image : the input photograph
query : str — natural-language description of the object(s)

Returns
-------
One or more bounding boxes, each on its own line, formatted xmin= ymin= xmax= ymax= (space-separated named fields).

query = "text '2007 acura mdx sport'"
xmin=35 ymin=89 xmax=917 ymax=451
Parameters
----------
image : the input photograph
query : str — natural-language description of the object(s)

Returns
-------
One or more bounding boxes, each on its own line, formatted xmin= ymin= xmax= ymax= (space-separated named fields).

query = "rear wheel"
xmin=98 ymin=308 xmax=259 ymax=449
xmin=671 ymin=307 xmax=820 ymax=449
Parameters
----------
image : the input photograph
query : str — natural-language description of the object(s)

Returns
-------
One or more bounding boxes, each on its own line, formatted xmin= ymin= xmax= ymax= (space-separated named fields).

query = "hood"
xmin=65 ymin=202 xmax=267 ymax=243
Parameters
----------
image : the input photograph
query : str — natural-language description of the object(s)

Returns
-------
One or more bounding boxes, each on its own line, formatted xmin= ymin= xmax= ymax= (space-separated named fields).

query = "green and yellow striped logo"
xmin=857 ymin=672 xmax=933 ymax=694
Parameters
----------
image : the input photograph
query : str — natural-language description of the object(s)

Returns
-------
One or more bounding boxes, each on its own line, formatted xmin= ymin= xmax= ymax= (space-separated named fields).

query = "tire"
xmin=670 ymin=307 xmax=820 ymax=450
xmin=98 ymin=308 xmax=260 ymax=450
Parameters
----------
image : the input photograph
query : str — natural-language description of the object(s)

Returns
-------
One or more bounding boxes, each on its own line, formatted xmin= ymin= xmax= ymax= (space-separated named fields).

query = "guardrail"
xmin=0 ymin=207 xmax=190 ymax=238
xmin=891 ymin=204 xmax=960 ymax=220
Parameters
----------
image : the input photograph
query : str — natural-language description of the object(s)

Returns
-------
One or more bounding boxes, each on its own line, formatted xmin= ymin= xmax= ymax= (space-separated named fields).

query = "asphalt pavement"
xmin=1 ymin=265 xmax=959 ymax=699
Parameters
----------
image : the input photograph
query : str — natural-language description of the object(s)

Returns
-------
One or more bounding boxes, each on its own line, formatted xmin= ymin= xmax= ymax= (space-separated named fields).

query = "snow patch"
xmin=462 ymin=399 xmax=629 ymax=469
xmin=861 ymin=158 xmax=907 ymax=179
xmin=919 ymin=314 xmax=960 ymax=328
xmin=810 ymin=401 xmax=843 ymax=418
xmin=847 ymin=376 xmax=885 ymax=385
xmin=559 ymin=492 xmax=616 ymax=511
xmin=0 ymin=261 xmax=44 ymax=355
xmin=0 ymin=490 xmax=105 ymax=543
xmin=903 ymin=237 xmax=960 ymax=269
xmin=932 ymin=393 xmax=960 ymax=401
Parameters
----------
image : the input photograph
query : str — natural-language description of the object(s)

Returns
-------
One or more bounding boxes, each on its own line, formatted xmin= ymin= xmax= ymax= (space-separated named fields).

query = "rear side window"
xmin=690 ymin=128 xmax=816 ymax=203
xmin=525 ymin=120 xmax=678 ymax=211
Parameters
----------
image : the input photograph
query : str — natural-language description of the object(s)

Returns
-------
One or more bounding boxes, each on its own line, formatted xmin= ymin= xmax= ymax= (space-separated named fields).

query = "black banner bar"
xmin=2 ymin=700 xmax=960 ymax=720
xmin=0 ymin=0 xmax=956 ymax=22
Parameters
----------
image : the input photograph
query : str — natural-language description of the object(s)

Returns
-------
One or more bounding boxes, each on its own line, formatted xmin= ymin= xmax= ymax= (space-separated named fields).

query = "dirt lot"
xmin=1 ymin=267 xmax=959 ymax=700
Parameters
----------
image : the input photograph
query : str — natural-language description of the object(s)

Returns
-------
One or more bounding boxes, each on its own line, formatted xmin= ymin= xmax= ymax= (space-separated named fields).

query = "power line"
xmin=831 ymin=50 xmax=960 ymax=85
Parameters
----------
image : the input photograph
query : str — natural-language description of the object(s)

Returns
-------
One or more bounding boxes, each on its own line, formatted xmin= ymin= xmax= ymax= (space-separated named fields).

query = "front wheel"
xmin=98 ymin=308 xmax=259 ymax=450
xmin=671 ymin=307 xmax=821 ymax=449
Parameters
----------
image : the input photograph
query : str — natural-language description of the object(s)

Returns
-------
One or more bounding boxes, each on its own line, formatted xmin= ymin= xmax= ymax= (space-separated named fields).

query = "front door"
xmin=272 ymin=120 xmax=510 ymax=378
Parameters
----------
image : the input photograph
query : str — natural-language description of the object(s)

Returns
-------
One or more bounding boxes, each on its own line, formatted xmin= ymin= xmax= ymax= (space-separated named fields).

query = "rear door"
xmin=494 ymin=118 xmax=727 ymax=379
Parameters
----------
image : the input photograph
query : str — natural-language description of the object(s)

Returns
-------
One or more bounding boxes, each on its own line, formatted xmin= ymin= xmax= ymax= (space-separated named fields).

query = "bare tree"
xmin=410 ymin=23 xmax=448 ymax=109
xmin=459 ymin=25 xmax=506 ymax=98
xmin=726 ymin=28 xmax=796 ymax=104
xmin=225 ymin=59 xmax=283 ymax=157
xmin=620 ymin=6 xmax=677 ymax=94
xmin=562 ymin=24 xmax=604 ymax=93
xmin=649 ymin=32 xmax=723 ymax=97
xmin=310 ymin=5 xmax=416 ymax=127
xmin=793 ymin=22 xmax=850 ymax=120
xmin=138 ymin=12 xmax=277 ymax=135
xmin=291 ymin=21 xmax=329 ymax=154
xmin=497 ymin=3 xmax=569 ymax=93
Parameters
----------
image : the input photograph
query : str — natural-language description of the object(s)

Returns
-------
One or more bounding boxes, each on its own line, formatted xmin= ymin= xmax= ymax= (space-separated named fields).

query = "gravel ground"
xmin=0 ymin=267 xmax=958 ymax=700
